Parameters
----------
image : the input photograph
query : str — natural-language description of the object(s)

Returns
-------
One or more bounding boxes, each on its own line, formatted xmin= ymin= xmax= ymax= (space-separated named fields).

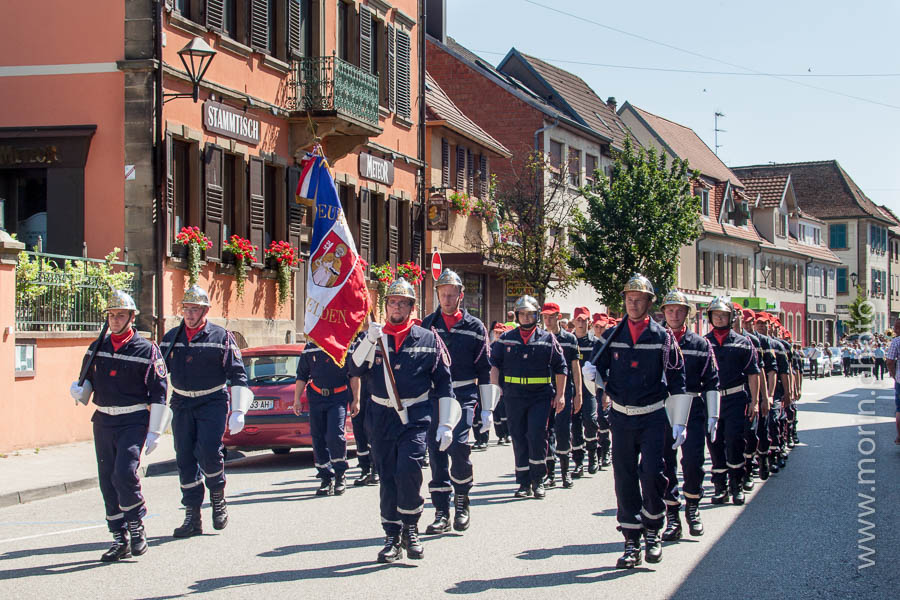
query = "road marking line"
xmin=833 ymin=393 xmax=858 ymax=397
xmin=0 ymin=525 xmax=105 ymax=544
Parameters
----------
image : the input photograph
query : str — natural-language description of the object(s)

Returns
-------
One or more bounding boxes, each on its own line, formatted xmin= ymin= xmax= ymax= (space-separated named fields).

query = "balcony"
xmin=287 ymin=56 xmax=382 ymax=161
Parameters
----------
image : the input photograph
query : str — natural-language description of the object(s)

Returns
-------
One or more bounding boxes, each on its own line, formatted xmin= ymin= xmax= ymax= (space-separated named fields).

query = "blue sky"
xmin=445 ymin=0 xmax=900 ymax=213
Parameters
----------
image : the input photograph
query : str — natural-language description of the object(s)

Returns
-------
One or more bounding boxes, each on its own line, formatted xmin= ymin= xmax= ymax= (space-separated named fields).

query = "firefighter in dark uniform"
xmin=541 ymin=302 xmax=582 ymax=489
xmin=582 ymin=274 xmax=689 ymax=568
xmin=740 ymin=309 xmax=772 ymax=483
xmin=490 ymin=295 xmax=566 ymax=500
xmin=293 ymin=340 xmax=359 ymax=496
xmin=490 ymin=322 xmax=512 ymax=445
xmin=351 ymin=362 xmax=379 ymax=487
xmin=161 ymin=285 xmax=252 ymax=538
xmin=769 ymin=323 xmax=795 ymax=470
xmin=69 ymin=291 xmax=169 ymax=562
xmin=421 ymin=270 xmax=496 ymax=534
xmin=659 ymin=290 xmax=719 ymax=541
xmin=571 ymin=306 xmax=601 ymax=478
xmin=788 ymin=337 xmax=803 ymax=446
xmin=351 ymin=278 xmax=457 ymax=563
xmin=591 ymin=314 xmax=613 ymax=468
xmin=705 ymin=297 xmax=760 ymax=507
xmin=755 ymin=313 xmax=791 ymax=474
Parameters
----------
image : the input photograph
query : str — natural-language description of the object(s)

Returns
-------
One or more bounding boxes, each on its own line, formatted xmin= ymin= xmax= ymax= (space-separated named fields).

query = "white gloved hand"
xmin=581 ymin=362 xmax=597 ymax=382
xmin=707 ymin=417 xmax=718 ymax=443
xmin=479 ymin=410 xmax=493 ymax=434
xmin=436 ymin=425 xmax=453 ymax=451
xmin=366 ymin=322 xmax=383 ymax=343
xmin=671 ymin=424 xmax=687 ymax=449
xmin=144 ymin=431 xmax=161 ymax=455
xmin=69 ymin=382 xmax=85 ymax=403
xmin=228 ymin=411 xmax=246 ymax=435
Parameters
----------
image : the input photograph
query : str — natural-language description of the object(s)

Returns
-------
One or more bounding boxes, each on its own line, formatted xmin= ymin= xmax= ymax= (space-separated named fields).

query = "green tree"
xmin=845 ymin=286 xmax=875 ymax=334
xmin=568 ymin=137 xmax=702 ymax=312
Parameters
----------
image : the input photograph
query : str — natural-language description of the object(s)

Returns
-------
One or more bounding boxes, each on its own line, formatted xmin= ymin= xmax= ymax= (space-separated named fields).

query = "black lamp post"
xmin=164 ymin=37 xmax=217 ymax=103
xmin=850 ymin=272 xmax=858 ymax=287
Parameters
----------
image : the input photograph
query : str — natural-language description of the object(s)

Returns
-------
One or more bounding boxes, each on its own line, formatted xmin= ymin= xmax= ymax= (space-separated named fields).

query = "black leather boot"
xmin=453 ymin=494 xmax=470 ymax=532
xmin=210 ymin=488 xmax=228 ymax=530
xmin=661 ymin=507 xmax=682 ymax=541
xmin=127 ymin=520 xmax=148 ymax=556
xmin=615 ymin=535 xmax=642 ymax=569
xmin=334 ymin=474 xmax=346 ymax=496
xmin=600 ymin=448 xmax=611 ymax=468
xmin=377 ymin=534 xmax=403 ymax=563
xmin=769 ymin=452 xmax=780 ymax=474
xmin=514 ymin=483 xmax=533 ymax=498
xmin=730 ymin=477 xmax=745 ymax=505
xmin=742 ymin=471 xmax=756 ymax=492
xmin=173 ymin=505 xmax=203 ymax=538
xmin=758 ymin=454 xmax=770 ymax=480
xmin=588 ymin=448 xmax=599 ymax=474
xmin=100 ymin=530 xmax=131 ymax=562
xmin=425 ymin=511 xmax=450 ymax=534
xmin=316 ymin=478 xmax=334 ymax=496
xmin=560 ymin=457 xmax=573 ymax=488
xmin=354 ymin=467 xmax=370 ymax=486
xmin=367 ymin=471 xmax=380 ymax=486
xmin=544 ymin=463 xmax=556 ymax=488
xmin=532 ymin=481 xmax=546 ymax=499
xmin=644 ymin=528 xmax=663 ymax=563
xmin=401 ymin=525 xmax=424 ymax=559
xmin=685 ymin=500 xmax=704 ymax=536
xmin=572 ymin=464 xmax=585 ymax=479
xmin=710 ymin=482 xmax=728 ymax=504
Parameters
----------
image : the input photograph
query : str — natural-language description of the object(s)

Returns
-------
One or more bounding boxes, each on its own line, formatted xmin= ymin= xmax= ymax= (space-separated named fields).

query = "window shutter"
xmin=743 ymin=258 xmax=749 ymax=288
xmin=248 ymin=156 xmax=265 ymax=264
xmin=165 ymin=133 xmax=174 ymax=256
xmin=466 ymin=149 xmax=474 ymax=196
xmin=395 ymin=28 xmax=411 ymax=118
xmin=389 ymin=196 xmax=398 ymax=267
xmin=288 ymin=0 xmax=304 ymax=58
xmin=359 ymin=188 xmax=371 ymax=268
xmin=206 ymin=0 xmax=225 ymax=31
xmin=441 ymin=138 xmax=450 ymax=187
xmin=479 ymin=155 xmax=488 ymax=199
xmin=287 ymin=166 xmax=303 ymax=250
xmin=456 ymin=146 xmax=465 ymax=191
xmin=204 ymin=145 xmax=225 ymax=260
xmin=359 ymin=5 xmax=372 ymax=74
xmin=387 ymin=24 xmax=396 ymax=113
xmin=249 ymin=0 xmax=269 ymax=52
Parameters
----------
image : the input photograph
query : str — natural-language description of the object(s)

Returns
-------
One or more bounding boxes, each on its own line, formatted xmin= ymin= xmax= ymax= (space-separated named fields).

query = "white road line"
xmin=0 ymin=524 xmax=105 ymax=544
xmin=833 ymin=393 xmax=858 ymax=397
xmin=876 ymin=396 xmax=894 ymax=400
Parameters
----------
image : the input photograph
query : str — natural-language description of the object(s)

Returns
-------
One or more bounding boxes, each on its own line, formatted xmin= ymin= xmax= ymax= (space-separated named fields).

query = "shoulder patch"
xmin=154 ymin=358 xmax=168 ymax=378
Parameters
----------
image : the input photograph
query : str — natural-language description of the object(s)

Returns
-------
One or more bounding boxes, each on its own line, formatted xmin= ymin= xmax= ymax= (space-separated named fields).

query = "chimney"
xmin=606 ymin=96 xmax=617 ymax=111
xmin=426 ymin=0 xmax=446 ymax=43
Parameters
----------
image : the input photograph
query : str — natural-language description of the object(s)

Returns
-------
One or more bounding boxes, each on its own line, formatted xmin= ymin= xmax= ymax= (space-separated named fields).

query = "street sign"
xmin=431 ymin=252 xmax=443 ymax=280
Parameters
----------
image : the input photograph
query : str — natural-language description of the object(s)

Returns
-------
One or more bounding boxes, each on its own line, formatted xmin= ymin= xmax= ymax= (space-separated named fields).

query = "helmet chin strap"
xmin=713 ymin=324 xmax=732 ymax=332
xmin=110 ymin=314 xmax=134 ymax=336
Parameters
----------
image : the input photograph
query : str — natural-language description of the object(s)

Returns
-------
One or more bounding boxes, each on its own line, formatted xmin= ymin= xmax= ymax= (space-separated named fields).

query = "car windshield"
xmin=243 ymin=354 xmax=299 ymax=385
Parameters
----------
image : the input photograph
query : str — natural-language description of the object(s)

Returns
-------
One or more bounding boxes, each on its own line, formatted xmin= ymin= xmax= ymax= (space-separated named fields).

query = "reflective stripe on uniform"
xmin=95 ymin=352 xmax=152 ymax=365
xmin=452 ymin=379 xmax=476 ymax=388
xmin=641 ymin=507 xmax=666 ymax=520
xmin=611 ymin=400 xmax=664 ymax=416
xmin=397 ymin=502 xmax=424 ymax=515
xmin=180 ymin=479 xmax=203 ymax=489
xmin=106 ymin=512 xmax=124 ymax=521
xmin=528 ymin=459 xmax=544 ymax=465
xmin=450 ymin=474 xmax=473 ymax=485
xmin=172 ymin=383 xmax=227 ymax=398
xmin=119 ymin=500 xmax=144 ymax=512
xmin=429 ymin=485 xmax=453 ymax=493
xmin=504 ymin=376 xmax=552 ymax=384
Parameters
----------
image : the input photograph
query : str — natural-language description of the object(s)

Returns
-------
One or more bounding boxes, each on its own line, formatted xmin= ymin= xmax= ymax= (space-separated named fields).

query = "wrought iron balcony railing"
xmin=287 ymin=56 xmax=379 ymax=128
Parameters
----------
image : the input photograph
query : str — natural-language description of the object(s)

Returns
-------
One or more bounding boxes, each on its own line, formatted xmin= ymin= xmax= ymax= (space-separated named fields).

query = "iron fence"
xmin=287 ymin=56 xmax=380 ymax=127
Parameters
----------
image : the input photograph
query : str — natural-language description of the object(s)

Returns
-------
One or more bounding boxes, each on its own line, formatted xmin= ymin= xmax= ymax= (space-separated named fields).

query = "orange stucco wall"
xmin=164 ymin=264 xmax=292 ymax=321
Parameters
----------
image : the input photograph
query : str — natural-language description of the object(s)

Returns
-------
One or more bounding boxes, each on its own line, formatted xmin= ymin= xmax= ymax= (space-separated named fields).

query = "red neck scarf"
xmin=519 ymin=326 xmax=537 ymax=344
xmin=672 ymin=325 xmax=687 ymax=343
xmin=627 ymin=316 xmax=650 ymax=344
xmin=110 ymin=329 xmax=134 ymax=352
xmin=712 ymin=328 xmax=730 ymax=345
xmin=384 ymin=319 xmax=414 ymax=350
xmin=442 ymin=310 xmax=463 ymax=330
xmin=185 ymin=320 xmax=207 ymax=342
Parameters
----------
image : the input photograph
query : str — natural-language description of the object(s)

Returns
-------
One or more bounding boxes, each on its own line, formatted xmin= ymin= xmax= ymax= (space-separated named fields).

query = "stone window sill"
xmin=169 ymin=12 xmax=208 ymax=37
xmin=218 ymin=36 xmax=253 ymax=59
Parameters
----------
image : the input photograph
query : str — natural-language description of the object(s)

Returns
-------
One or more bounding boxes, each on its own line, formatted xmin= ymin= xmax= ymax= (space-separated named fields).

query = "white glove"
xmin=671 ymin=424 xmax=687 ymax=449
xmin=367 ymin=322 xmax=383 ymax=343
xmin=708 ymin=417 xmax=718 ymax=443
xmin=70 ymin=382 xmax=84 ymax=403
xmin=70 ymin=381 xmax=92 ymax=405
xmin=436 ymin=425 xmax=453 ymax=451
xmin=144 ymin=431 xmax=161 ymax=455
xmin=581 ymin=362 xmax=597 ymax=382
xmin=228 ymin=411 xmax=246 ymax=435
xmin=479 ymin=410 xmax=493 ymax=434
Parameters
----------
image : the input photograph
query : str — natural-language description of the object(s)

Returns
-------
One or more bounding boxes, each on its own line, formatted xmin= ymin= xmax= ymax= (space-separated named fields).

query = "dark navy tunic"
xmin=554 ymin=329 xmax=580 ymax=399
xmin=296 ymin=340 xmax=352 ymax=401
xmin=420 ymin=308 xmax=491 ymax=402
xmin=576 ymin=333 xmax=597 ymax=398
xmin=678 ymin=329 xmax=720 ymax=396
xmin=161 ymin=321 xmax=248 ymax=405
xmin=705 ymin=330 xmax=760 ymax=393
xmin=489 ymin=327 xmax=567 ymax=399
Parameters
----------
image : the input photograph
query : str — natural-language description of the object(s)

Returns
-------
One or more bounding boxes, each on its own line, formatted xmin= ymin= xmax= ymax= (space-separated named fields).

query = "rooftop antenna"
xmin=714 ymin=111 xmax=726 ymax=156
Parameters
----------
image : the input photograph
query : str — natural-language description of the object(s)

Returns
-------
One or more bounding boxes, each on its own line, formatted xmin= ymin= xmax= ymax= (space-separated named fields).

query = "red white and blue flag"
xmin=297 ymin=152 xmax=371 ymax=366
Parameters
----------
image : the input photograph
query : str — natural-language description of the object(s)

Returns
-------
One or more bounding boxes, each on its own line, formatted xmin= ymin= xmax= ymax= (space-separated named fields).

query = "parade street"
xmin=1 ymin=375 xmax=897 ymax=599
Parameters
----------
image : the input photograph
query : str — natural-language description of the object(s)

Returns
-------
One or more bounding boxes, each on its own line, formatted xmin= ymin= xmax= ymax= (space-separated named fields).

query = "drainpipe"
xmin=418 ymin=0 xmax=426 ymax=297
xmin=533 ymin=118 xmax=558 ymax=154
xmin=753 ymin=246 xmax=762 ymax=298
xmin=804 ymin=256 xmax=813 ymax=345
xmin=154 ymin=0 xmax=165 ymax=342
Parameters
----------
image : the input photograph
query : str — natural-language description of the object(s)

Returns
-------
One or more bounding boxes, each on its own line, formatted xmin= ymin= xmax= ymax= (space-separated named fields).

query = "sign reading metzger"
xmin=358 ymin=152 xmax=394 ymax=185
xmin=203 ymin=100 xmax=260 ymax=145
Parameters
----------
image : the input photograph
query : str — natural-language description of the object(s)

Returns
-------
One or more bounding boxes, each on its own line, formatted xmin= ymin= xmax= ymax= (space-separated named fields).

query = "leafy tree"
xmin=568 ymin=137 xmax=702 ymax=312
xmin=845 ymin=286 xmax=875 ymax=334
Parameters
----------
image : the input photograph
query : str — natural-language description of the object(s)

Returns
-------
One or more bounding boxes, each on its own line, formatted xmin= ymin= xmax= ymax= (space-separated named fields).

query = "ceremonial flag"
xmin=298 ymin=152 xmax=371 ymax=366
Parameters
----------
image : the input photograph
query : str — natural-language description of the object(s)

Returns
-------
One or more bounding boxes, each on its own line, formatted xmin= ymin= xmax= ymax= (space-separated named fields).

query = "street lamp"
xmin=164 ymin=37 xmax=217 ymax=103
xmin=761 ymin=264 xmax=772 ymax=286
xmin=850 ymin=272 xmax=858 ymax=287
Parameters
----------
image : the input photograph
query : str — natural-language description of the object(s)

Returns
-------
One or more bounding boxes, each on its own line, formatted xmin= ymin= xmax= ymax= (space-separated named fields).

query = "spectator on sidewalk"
xmin=874 ymin=343 xmax=886 ymax=380
xmin=884 ymin=319 xmax=900 ymax=445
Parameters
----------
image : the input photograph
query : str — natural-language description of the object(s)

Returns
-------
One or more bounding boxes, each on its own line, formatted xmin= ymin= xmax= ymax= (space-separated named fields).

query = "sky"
xmin=445 ymin=0 xmax=900 ymax=213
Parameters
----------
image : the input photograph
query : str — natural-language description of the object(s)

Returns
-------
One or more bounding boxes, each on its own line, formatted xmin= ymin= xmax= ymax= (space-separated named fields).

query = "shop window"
xmin=462 ymin=273 xmax=485 ymax=322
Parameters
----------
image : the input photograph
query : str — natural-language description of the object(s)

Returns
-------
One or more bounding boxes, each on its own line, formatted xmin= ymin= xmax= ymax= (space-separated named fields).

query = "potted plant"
xmin=223 ymin=235 xmax=258 ymax=300
xmin=371 ymin=262 xmax=395 ymax=313
xmin=473 ymin=197 xmax=498 ymax=222
xmin=449 ymin=192 xmax=472 ymax=216
xmin=175 ymin=226 xmax=212 ymax=287
xmin=265 ymin=240 xmax=302 ymax=307
xmin=396 ymin=261 xmax=424 ymax=285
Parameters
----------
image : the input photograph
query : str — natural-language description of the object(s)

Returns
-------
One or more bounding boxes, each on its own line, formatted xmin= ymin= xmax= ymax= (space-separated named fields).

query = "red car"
xmin=222 ymin=344 xmax=356 ymax=454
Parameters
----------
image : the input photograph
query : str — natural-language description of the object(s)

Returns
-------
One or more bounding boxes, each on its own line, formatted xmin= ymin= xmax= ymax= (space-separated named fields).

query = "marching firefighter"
xmin=659 ymin=290 xmax=719 ymax=540
xmin=421 ymin=269 xmax=496 ymax=534
xmin=571 ymin=307 xmax=601 ymax=477
xmin=490 ymin=323 xmax=512 ymax=445
xmin=582 ymin=274 xmax=689 ymax=568
xmin=294 ymin=340 xmax=360 ymax=496
xmin=740 ymin=309 xmax=772 ymax=483
xmin=490 ymin=295 xmax=567 ymax=500
xmin=351 ymin=278 xmax=457 ymax=563
xmin=351 ymin=367 xmax=379 ymax=487
xmin=591 ymin=313 xmax=613 ymax=468
xmin=755 ymin=313 xmax=791 ymax=474
xmin=161 ymin=285 xmax=252 ymax=538
xmin=705 ymin=298 xmax=760 ymax=506
xmin=541 ymin=302 xmax=582 ymax=489
xmin=69 ymin=290 xmax=169 ymax=562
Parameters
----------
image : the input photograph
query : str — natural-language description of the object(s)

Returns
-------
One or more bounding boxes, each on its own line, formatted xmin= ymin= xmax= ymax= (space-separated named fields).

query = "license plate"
xmin=249 ymin=399 xmax=274 ymax=411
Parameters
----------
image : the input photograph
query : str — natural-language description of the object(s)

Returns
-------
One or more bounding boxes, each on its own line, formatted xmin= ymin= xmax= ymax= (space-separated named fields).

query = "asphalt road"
xmin=1 ymin=375 xmax=898 ymax=599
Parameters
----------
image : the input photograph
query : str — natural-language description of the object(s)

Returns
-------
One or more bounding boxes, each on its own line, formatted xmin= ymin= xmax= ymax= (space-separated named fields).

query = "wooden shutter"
xmin=204 ymin=145 xmax=225 ymax=260
xmin=441 ymin=138 xmax=450 ymax=187
xmin=287 ymin=166 xmax=303 ymax=251
xmin=389 ymin=196 xmax=399 ymax=267
xmin=206 ymin=0 xmax=224 ymax=31
xmin=395 ymin=28 xmax=411 ymax=118
xmin=249 ymin=0 xmax=269 ymax=52
xmin=743 ymin=258 xmax=750 ymax=289
xmin=248 ymin=156 xmax=265 ymax=264
xmin=387 ymin=24 xmax=396 ymax=113
xmin=288 ymin=0 xmax=304 ymax=58
xmin=165 ymin=133 xmax=174 ymax=256
xmin=466 ymin=149 xmax=474 ymax=196
xmin=359 ymin=5 xmax=372 ymax=74
xmin=479 ymin=155 xmax=488 ymax=198
xmin=359 ymin=188 xmax=371 ymax=267
xmin=456 ymin=146 xmax=465 ymax=191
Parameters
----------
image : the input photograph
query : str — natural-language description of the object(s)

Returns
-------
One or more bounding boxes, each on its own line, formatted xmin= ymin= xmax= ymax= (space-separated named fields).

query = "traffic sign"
xmin=431 ymin=252 xmax=443 ymax=280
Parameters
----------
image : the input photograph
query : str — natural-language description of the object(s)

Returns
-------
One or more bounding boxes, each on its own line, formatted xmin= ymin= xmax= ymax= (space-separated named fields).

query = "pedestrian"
xmin=490 ymin=295 xmax=566 ymax=500
xmin=571 ymin=307 xmax=601 ymax=477
xmin=293 ymin=339 xmax=359 ymax=496
xmin=69 ymin=290 xmax=170 ymax=562
xmin=884 ymin=319 xmax=900 ymax=445
xmin=659 ymin=290 xmax=719 ymax=541
xmin=874 ymin=343 xmax=886 ymax=380
xmin=161 ymin=285 xmax=252 ymax=538
xmin=582 ymin=274 xmax=689 ymax=568
xmin=421 ymin=270 xmax=497 ymax=535
xmin=350 ymin=278 xmax=457 ymax=563
xmin=842 ymin=345 xmax=853 ymax=377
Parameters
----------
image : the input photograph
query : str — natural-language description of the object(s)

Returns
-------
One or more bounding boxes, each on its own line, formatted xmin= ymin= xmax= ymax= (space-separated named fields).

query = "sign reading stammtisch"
xmin=203 ymin=100 xmax=260 ymax=145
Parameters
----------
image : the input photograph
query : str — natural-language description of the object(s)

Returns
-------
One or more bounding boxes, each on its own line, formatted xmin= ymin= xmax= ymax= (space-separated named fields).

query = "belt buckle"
xmin=626 ymin=405 xmax=636 ymax=416
xmin=321 ymin=388 xmax=330 ymax=397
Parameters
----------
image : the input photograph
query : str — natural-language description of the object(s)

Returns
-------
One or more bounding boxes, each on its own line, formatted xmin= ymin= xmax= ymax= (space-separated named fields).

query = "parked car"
xmin=222 ymin=344 xmax=355 ymax=454
xmin=828 ymin=348 xmax=843 ymax=375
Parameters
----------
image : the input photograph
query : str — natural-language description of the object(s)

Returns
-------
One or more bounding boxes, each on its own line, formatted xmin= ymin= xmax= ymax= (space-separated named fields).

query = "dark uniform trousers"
xmin=352 ymin=394 xmax=372 ymax=472
xmin=663 ymin=397 xmax=708 ymax=506
xmin=708 ymin=392 xmax=748 ymax=485
xmin=493 ymin=397 xmax=509 ymax=438
xmin=171 ymin=397 xmax=228 ymax=506
xmin=610 ymin=410 xmax=667 ymax=532
xmin=472 ymin=397 xmax=490 ymax=444
xmin=506 ymin=391 xmax=552 ymax=485
xmin=428 ymin=391 xmax=476 ymax=512
xmin=756 ymin=409 xmax=771 ymax=457
xmin=547 ymin=395 xmax=572 ymax=473
xmin=768 ymin=397 xmax=785 ymax=452
xmin=94 ymin=417 xmax=149 ymax=533
xmin=571 ymin=392 xmax=599 ymax=467
xmin=309 ymin=390 xmax=349 ymax=480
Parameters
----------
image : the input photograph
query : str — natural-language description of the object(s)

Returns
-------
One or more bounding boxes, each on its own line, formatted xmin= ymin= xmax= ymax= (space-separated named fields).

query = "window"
xmin=549 ymin=140 xmax=563 ymax=181
xmin=222 ymin=154 xmax=239 ymax=241
xmin=701 ymin=251 xmax=712 ymax=286
xmin=788 ymin=263 xmax=795 ymax=289
xmin=455 ymin=146 xmax=466 ymax=192
xmin=699 ymin=189 xmax=710 ymax=217
xmin=837 ymin=267 xmax=848 ymax=294
xmin=262 ymin=164 xmax=285 ymax=249
xmin=829 ymin=223 xmax=847 ymax=249
xmin=729 ymin=256 xmax=737 ymax=289
xmin=223 ymin=0 xmax=238 ymax=38
xmin=394 ymin=28 xmax=412 ymax=119
xmin=814 ymin=227 xmax=821 ymax=245
xmin=170 ymin=138 xmax=201 ymax=250
xmin=585 ymin=154 xmax=598 ymax=186
xmin=567 ymin=147 xmax=580 ymax=187
xmin=466 ymin=149 xmax=474 ymax=196
xmin=15 ymin=341 xmax=35 ymax=378
xmin=742 ymin=258 xmax=750 ymax=289
xmin=716 ymin=253 xmax=724 ymax=287
xmin=777 ymin=212 xmax=787 ymax=237
xmin=337 ymin=0 xmax=351 ymax=61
